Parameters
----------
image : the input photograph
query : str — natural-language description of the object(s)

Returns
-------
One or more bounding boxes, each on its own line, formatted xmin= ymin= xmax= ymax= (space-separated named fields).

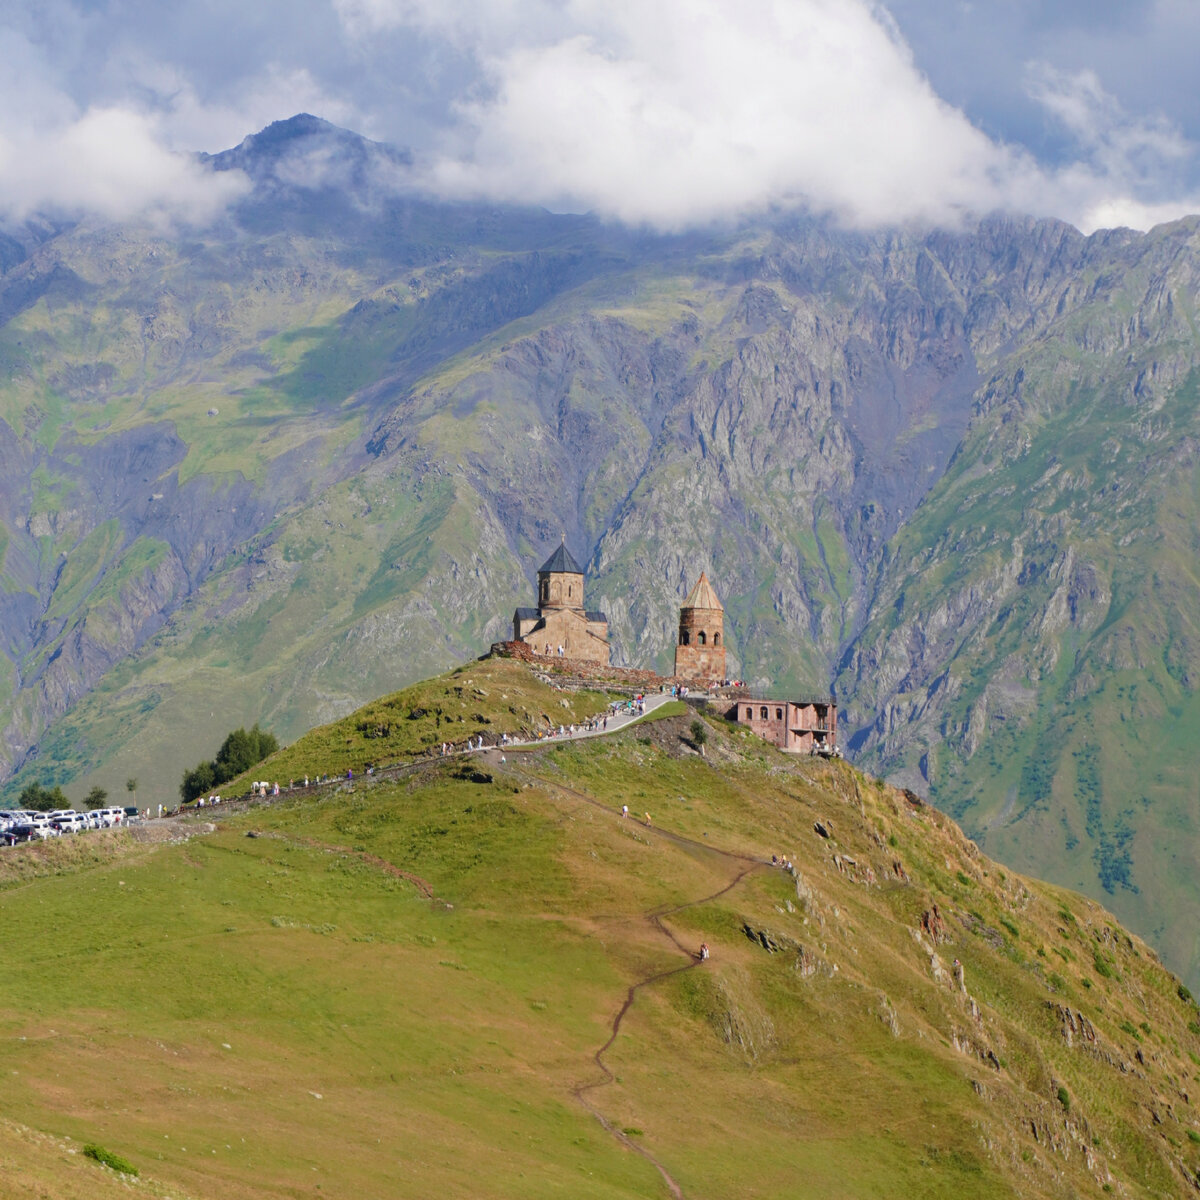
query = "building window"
xmin=744 ymin=707 xmax=752 ymax=719
xmin=776 ymin=708 xmax=783 ymax=720
xmin=760 ymin=707 xmax=768 ymax=720
xmin=681 ymin=630 xmax=690 ymax=645
xmin=698 ymin=631 xmax=707 ymax=645
xmin=568 ymin=585 xmax=573 ymax=599
xmin=713 ymin=632 xmax=721 ymax=646
xmin=541 ymin=581 xmax=548 ymax=602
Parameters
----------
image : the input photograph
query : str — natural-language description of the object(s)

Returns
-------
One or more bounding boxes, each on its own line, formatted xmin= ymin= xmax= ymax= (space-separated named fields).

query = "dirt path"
xmin=499 ymin=760 xmax=766 ymax=1200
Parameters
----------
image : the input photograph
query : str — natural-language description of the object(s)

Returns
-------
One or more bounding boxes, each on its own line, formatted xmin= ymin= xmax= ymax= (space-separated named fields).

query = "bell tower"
xmin=674 ymin=572 xmax=725 ymax=681
xmin=536 ymin=538 xmax=585 ymax=612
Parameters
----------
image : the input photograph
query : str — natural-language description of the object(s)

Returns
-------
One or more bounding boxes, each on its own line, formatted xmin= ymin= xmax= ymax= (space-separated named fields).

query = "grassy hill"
xmin=7 ymin=124 xmax=1200 ymax=1007
xmin=2 ymin=661 xmax=1199 ymax=1198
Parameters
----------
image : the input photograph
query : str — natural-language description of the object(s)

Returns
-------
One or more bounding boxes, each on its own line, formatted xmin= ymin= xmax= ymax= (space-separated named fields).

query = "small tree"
xmin=179 ymin=761 xmax=217 ymax=804
xmin=179 ymin=725 xmax=279 ymax=802
xmin=690 ymin=719 xmax=708 ymax=755
xmin=215 ymin=725 xmax=278 ymax=779
xmin=126 ymin=778 xmax=138 ymax=808
xmin=84 ymin=785 xmax=108 ymax=808
xmin=18 ymin=782 xmax=69 ymax=812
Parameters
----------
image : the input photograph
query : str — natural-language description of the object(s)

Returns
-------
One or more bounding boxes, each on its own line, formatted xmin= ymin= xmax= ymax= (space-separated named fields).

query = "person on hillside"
xmin=644 ymin=812 xmax=652 ymax=826
xmin=621 ymin=804 xmax=628 ymax=819
xmin=699 ymin=943 xmax=709 ymax=961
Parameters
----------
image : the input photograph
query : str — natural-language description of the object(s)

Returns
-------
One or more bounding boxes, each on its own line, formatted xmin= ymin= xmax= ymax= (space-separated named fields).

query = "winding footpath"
xmin=497 ymin=759 xmax=768 ymax=1199
xmin=171 ymin=689 xmax=758 ymax=1196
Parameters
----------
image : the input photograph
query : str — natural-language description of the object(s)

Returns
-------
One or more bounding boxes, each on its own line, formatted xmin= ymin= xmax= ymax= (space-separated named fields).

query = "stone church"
xmin=673 ymin=572 xmax=726 ymax=682
xmin=512 ymin=541 xmax=610 ymax=663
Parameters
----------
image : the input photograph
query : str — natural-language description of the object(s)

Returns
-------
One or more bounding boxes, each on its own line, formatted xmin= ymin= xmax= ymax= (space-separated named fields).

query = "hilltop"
xmin=5 ymin=113 xmax=1200 ymax=991
xmin=2 ymin=660 xmax=1200 ymax=1199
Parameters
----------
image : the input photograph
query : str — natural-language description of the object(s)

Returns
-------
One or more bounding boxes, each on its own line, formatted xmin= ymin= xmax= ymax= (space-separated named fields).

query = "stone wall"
xmin=489 ymin=641 xmax=673 ymax=691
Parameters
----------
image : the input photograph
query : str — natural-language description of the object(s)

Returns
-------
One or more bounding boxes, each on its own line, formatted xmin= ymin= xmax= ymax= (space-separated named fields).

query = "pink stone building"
xmin=725 ymin=696 xmax=837 ymax=755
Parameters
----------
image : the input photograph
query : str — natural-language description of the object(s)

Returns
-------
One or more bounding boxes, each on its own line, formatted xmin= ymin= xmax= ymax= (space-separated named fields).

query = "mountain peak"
xmin=201 ymin=113 xmax=411 ymax=182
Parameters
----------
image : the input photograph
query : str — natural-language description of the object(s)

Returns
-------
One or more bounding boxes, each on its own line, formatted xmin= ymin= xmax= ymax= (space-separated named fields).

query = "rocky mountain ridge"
xmin=2 ymin=116 xmax=1200 ymax=986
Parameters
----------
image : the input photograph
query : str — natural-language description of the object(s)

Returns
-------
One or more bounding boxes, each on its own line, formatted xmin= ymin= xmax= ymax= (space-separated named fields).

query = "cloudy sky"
xmin=0 ymin=0 xmax=1197 ymax=232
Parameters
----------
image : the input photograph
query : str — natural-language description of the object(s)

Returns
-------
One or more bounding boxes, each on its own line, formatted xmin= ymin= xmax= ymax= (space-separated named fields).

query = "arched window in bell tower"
xmin=698 ymin=631 xmax=707 ymax=645
xmin=713 ymin=632 xmax=721 ymax=646
xmin=681 ymin=630 xmax=690 ymax=645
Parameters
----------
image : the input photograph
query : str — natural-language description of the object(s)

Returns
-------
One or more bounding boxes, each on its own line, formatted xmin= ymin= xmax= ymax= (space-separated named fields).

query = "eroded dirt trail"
xmin=502 ymin=760 xmax=766 ymax=1200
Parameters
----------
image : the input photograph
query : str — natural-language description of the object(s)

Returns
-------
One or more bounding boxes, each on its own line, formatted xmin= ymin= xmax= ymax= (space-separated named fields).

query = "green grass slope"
xmin=3 ymin=662 xmax=1199 ymax=1199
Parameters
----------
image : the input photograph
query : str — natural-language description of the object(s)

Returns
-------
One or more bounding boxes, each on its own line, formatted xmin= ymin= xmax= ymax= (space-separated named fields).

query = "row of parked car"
xmin=0 ymin=806 xmax=140 ymax=845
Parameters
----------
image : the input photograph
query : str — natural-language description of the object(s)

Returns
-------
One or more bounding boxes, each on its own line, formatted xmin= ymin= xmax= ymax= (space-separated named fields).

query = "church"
xmin=512 ymin=541 xmax=610 ymax=664
xmin=673 ymin=571 xmax=726 ymax=682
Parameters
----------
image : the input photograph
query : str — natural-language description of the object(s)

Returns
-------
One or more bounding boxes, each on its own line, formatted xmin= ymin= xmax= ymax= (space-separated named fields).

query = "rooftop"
xmin=681 ymin=571 xmax=723 ymax=612
xmin=538 ymin=541 xmax=584 ymax=576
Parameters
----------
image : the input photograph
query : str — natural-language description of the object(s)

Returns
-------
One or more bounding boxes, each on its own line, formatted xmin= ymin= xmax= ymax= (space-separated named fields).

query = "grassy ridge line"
xmin=223 ymin=657 xmax=620 ymax=791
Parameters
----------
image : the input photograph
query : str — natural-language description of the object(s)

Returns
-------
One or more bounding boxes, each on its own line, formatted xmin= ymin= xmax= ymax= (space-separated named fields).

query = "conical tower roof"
xmin=682 ymin=571 xmax=723 ymax=611
xmin=538 ymin=540 xmax=583 ymax=575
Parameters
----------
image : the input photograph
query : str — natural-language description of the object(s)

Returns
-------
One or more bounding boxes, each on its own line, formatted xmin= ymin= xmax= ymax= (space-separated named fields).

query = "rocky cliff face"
xmin=3 ymin=117 xmax=1200 ymax=983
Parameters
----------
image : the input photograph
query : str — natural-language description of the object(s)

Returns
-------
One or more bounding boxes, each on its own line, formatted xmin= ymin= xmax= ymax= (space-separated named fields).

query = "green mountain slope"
xmin=5 ymin=117 xmax=1200 ymax=994
xmin=838 ymin=222 xmax=1200 ymax=986
xmin=3 ymin=660 xmax=1200 ymax=1198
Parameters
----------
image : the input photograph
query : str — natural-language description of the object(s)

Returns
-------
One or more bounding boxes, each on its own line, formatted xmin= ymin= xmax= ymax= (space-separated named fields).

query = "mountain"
xmin=2 ymin=116 xmax=1200 ymax=988
xmin=4 ymin=658 xmax=1200 ymax=1198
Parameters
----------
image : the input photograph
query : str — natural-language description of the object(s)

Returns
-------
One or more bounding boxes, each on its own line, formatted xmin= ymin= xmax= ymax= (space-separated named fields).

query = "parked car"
xmin=17 ymin=816 xmax=56 ymax=839
xmin=123 ymin=806 xmax=140 ymax=821
xmin=1 ymin=829 xmax=18 ymax=846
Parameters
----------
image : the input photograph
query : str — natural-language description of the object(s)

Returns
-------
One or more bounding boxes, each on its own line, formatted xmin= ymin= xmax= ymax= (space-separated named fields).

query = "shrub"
xmin=690 ymin=720 xmax=708 ymax=748
xmin=999 ymin=917 xmax=1020 ymax=940
xmin=84 ymin=785 xmax=108 ymax=808
xmin=1057 ymin=1086 xmax=1070 ymax=1111
xmin=1093 ymin=954 xmax=1114 ymax=979
xmin=82 ymin=1144 xmax=138 ymax=1176
xmin=1179 ymin=983 xmax=1194 ymax=1004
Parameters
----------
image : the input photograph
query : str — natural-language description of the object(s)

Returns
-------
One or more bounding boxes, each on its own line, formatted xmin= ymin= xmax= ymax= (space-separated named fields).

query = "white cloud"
xmin=1025 ymin=63 xmax=1200 ymax=232
xmin=0 ymin=105 xmax=248 ymax=226
xmin=333 ymin=0 xmax=1200 ymax=234
xmin=0 ymin=0 xmax=1195 ymax=233
xmin=0 ymin=25 xmax=248 ymax=226
xmin=118 ymin=59 xmax=361 ymax=156
xmin=414 ymin=0 xmax=1025 ymax=229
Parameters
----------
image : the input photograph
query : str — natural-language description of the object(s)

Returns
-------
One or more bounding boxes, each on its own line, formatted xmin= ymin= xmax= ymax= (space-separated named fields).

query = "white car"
xmin=23 ymin=814 xmax=58 ymax=839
